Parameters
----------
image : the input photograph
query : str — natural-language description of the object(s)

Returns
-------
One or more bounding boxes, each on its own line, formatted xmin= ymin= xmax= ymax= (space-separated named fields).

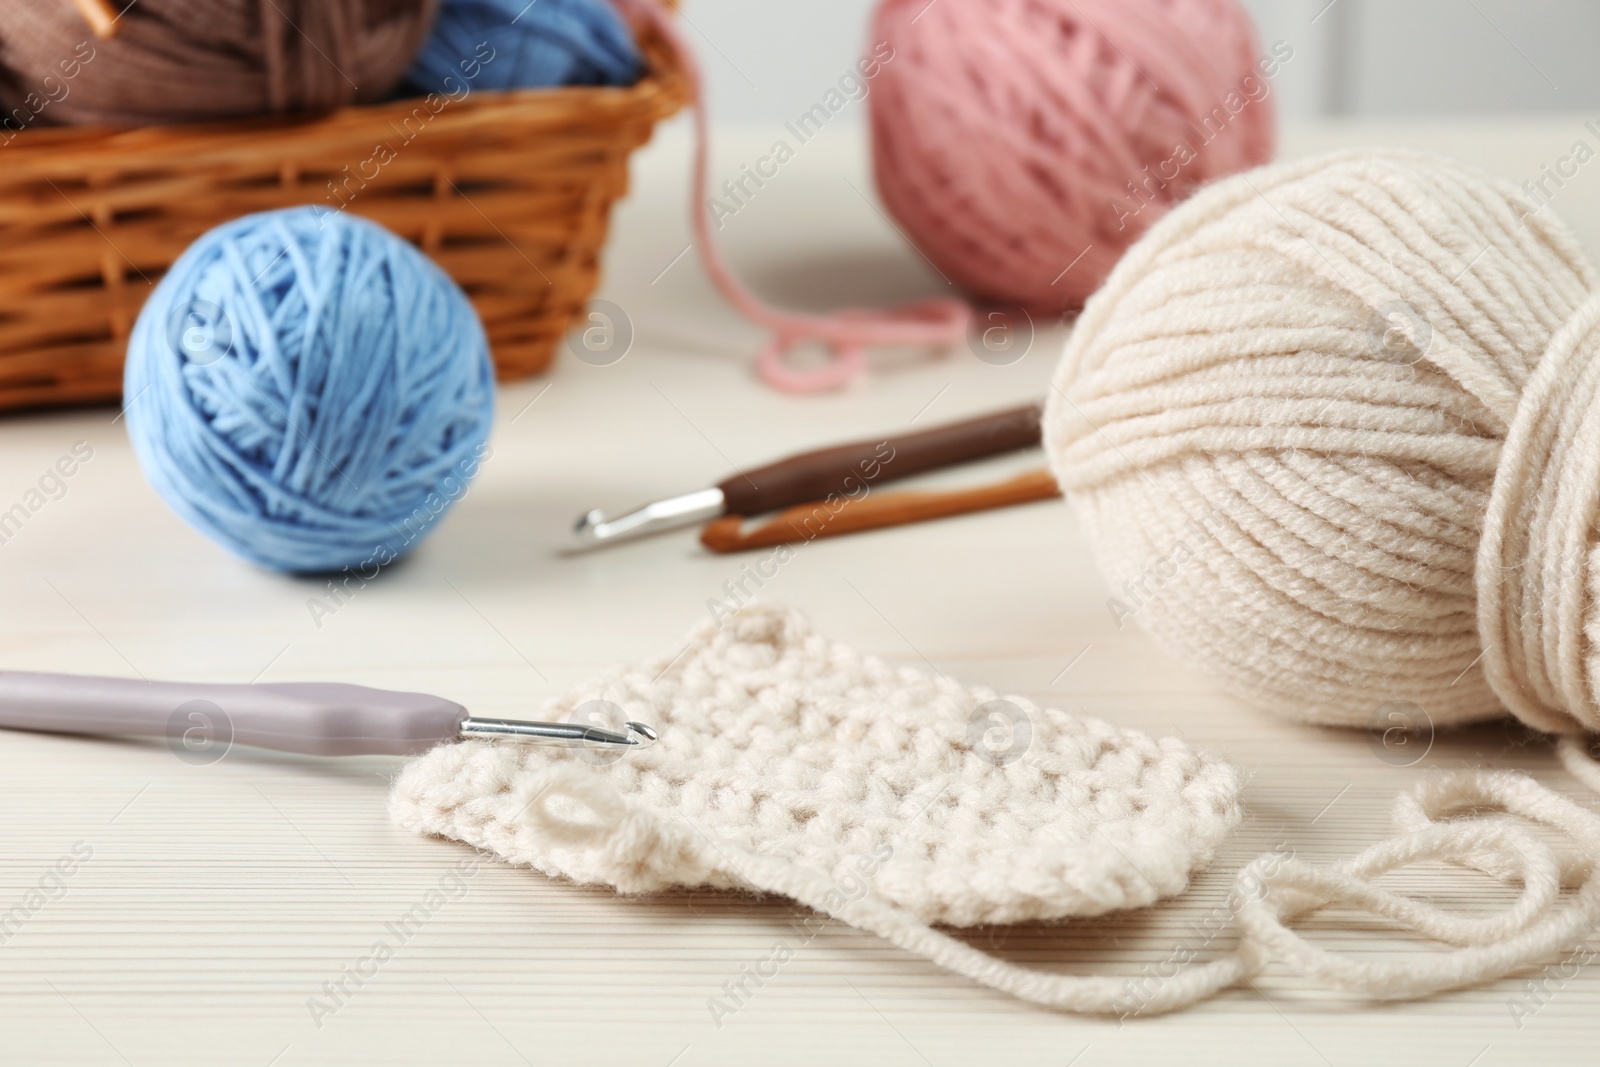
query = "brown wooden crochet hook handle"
xmin=717 ymin=403 xmax=1042 ymax=516
xmin=702 ymin=468 xmax=1061 ymax=552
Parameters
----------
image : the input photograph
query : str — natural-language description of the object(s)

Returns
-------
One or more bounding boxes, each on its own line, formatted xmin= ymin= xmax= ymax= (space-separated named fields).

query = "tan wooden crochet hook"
xmin=700 ymin=468 xmax=1061 ymax=552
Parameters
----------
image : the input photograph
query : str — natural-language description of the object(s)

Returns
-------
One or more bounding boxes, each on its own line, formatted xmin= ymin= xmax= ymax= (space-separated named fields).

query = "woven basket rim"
xmin=0 ymin=11 xmax=689 ymax=172
xmin=0 ymin=2 xmax=691 ymax=413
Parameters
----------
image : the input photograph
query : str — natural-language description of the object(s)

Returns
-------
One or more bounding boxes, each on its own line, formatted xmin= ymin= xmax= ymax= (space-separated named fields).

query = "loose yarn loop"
xmin=125 ymin=208 xmax=495 ymax=574
xmin=796 ymin=765 xmax=1600 ymax=1014
xmin=392 ymin=604 xmax=1600 ymax=1015
xmin=0 ymin=0 xmax=437 ymax=126
xmin=617 ymin=0 xmax=970 ymax=394
xmin=1044 ymin=149 xmax=1600 ymax=731
xmin=869 ymin=0 xmax=1276 ymax=312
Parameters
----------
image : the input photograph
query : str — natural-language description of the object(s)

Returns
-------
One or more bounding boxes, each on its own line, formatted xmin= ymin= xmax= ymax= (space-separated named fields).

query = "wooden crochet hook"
xmin=71 ymin=0 xmax=122 ymax=39
xmin=700 ymin=468 xmax=1061 ymax=552
xmin=575 ymin=402 xmax=1044 ymax=547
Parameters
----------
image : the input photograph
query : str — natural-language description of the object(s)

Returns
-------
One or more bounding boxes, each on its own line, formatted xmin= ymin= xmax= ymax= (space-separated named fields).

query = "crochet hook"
xmin=0 ymin=671 xmax=657 ymax=757
xmin=574 ymin=402 xmax=1044 ymax=547
xmin=700 ymin=468 xmax=1062 ymax=552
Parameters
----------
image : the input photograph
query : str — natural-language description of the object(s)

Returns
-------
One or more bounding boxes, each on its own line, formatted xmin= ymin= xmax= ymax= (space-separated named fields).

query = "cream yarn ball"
xmin=1044 ymin=149 xmax=1600 ymax=733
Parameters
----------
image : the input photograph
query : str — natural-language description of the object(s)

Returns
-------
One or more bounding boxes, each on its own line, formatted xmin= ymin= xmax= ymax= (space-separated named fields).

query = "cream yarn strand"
xmin=1045 ymin=149 xmax=1600 ymax=731
xmin=511 ymin=755 xmax=1600 ymax=1016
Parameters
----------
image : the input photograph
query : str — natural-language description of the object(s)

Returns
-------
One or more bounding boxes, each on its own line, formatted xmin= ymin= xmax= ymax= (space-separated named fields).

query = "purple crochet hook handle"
xmin=0 ymin=671 xmax=657 ymax=757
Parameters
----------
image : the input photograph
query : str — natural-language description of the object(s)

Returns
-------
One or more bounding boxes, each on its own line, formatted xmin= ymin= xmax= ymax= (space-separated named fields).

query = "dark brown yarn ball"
xmin=0 ymin=0 xmax=439 ymax=127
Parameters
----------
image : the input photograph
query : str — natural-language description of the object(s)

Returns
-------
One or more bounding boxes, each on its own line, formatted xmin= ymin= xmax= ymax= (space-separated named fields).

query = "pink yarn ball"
xmin=868 ymin=0 xmax=1277 ymax=312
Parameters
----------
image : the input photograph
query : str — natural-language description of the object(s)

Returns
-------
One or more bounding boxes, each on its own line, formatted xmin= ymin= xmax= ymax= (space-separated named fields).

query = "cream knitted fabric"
xmin=1043 ymin=148 xmax=1600 ymax=731
xmin=392 ymin=604 xmax=1241 ymax=926
xmin=392 ymin=604 xmax=1600 ymax=1015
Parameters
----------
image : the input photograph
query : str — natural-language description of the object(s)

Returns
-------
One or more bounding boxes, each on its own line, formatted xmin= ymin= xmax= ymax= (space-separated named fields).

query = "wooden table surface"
xmin=3 ymin=116 xmax=1600 ymax=1066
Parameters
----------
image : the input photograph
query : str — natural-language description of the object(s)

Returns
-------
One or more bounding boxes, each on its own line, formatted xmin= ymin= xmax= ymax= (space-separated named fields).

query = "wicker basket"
xmin=0 ymin=14 xmax=687 ymax=413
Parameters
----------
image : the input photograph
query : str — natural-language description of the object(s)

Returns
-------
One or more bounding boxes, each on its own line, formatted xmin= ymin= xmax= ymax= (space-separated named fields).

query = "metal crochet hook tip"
xmin=572 ymin=488 xmax=726 ymax=548
xmin=458 ymin=717 xmax=659 ymax=749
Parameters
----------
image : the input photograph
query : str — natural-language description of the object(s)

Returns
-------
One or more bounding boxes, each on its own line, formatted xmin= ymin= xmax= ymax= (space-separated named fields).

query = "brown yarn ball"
xmin=0 ymin=0 xmax=439 ymax=127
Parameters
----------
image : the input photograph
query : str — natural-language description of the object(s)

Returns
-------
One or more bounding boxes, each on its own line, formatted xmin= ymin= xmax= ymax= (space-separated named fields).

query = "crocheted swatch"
xmin=390 ymin=605 xmax=1600 ymax=1014
xmin=391 ymin=604 xmax=1241 ymax=928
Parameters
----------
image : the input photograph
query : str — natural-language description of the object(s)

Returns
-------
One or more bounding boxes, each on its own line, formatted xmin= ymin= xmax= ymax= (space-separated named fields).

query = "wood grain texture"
xmin=1 ymin=120 xmax=1600 ymax=1065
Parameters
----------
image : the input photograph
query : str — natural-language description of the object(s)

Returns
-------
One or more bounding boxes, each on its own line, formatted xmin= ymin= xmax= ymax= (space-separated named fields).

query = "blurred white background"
xmin=678 ymin=0 xmax=1600 ymax=124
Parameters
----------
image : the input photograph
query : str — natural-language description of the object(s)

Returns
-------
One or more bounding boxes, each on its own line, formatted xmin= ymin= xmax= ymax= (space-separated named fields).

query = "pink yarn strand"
xmin=622 ymin=0 xmax=971 ymax=394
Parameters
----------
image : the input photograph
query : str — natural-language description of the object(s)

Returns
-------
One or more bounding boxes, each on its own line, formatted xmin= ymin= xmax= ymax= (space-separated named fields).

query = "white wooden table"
xmin=2 ymin=116 xmax=1600 ymax=1066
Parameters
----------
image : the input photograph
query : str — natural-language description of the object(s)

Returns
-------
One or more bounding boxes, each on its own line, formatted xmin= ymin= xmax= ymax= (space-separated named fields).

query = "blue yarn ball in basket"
xmin=408 ymin=0 xmax=642 ymax=93
xmin=124 ymin=208 xmax=496 ymax=575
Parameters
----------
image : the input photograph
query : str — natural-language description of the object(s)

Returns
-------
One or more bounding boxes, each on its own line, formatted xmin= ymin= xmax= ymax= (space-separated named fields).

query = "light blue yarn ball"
xmin=408 ymin=0 xmax=642 ymax=94
xmin=125 ymin=208 xmax=496 ymax=575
